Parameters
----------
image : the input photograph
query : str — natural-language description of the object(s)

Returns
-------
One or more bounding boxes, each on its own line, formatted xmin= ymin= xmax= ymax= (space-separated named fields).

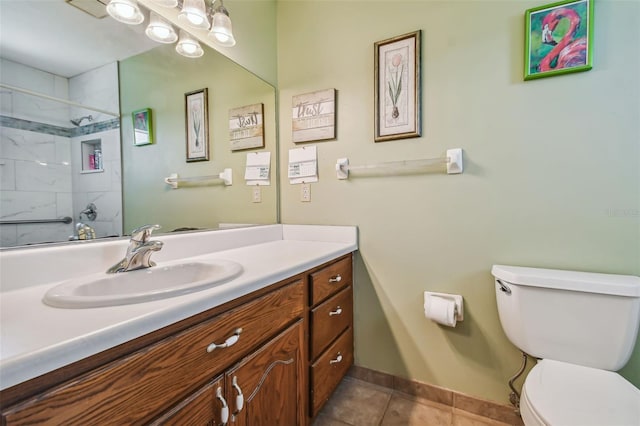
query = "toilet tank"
xmin=492 ymin=265 xmax=640 ymax=371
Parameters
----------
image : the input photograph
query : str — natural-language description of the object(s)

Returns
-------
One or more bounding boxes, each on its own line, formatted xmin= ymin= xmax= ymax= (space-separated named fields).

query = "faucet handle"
xmin=130 ymin=224 xmax=161 ymax=243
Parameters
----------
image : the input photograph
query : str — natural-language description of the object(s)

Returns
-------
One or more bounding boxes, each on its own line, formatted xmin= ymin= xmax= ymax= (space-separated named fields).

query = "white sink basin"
xmin=43 ymin=259 xmax=243 ymax=308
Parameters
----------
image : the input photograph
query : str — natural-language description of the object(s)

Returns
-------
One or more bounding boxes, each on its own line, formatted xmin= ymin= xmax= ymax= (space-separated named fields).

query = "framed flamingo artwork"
xmin=374 ymin=30 xmax=421 ymax=142
xmin=185 ymin=88 xmax=209 ymax=162
xmin=524 ymin=0 xmax=594 ymax=80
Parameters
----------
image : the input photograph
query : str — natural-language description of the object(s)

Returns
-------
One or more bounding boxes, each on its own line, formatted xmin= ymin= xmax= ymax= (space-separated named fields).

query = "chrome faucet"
xmin=107 ymin=224 xmax=163 ymax=273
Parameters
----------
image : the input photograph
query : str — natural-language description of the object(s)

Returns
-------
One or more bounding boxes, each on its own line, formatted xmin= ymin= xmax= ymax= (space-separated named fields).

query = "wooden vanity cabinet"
xmin=307 ymin=255 xmax=354 ymax=418
xmin=0 ymin=253 xmax=355 ymax=426
xmin=153 ymin=321 xmax=305 ymax=426
xmin=1 ymin=279 xmax=305 ymax=425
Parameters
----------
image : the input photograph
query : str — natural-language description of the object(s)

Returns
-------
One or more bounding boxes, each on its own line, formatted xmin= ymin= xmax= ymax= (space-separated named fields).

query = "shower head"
xmin=70 ymin=115 xmax=93 ymax=126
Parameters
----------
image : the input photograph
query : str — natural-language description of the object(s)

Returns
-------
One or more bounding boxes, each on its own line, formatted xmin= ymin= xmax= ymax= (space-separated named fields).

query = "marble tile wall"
xmin=71 ymin=128 xmax=123 ymax=239
xmin=1 ymin=60 xmax=122 ymax=247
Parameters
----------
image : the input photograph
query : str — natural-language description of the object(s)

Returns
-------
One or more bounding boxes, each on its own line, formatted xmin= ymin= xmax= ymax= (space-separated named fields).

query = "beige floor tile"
xmin=316 ymin=377 xmax=392 ymax=426
xmin=452 ymin=409 xmax=513 ymax=426
xmin=312 ymin=414 xmax=353 ymax=426
xmin=380 ymin=394 xmax=453 ymax=426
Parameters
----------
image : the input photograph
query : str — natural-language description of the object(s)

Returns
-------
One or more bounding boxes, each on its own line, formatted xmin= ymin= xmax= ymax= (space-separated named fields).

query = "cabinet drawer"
xmin=310 ymin=286 xmax=353 ymax=360
xmin=151 ymin=377 xmax=224 ymax=426
xmin=310 ymin=327 xmax=353 ymax=417
xmin=310 ymin=256 xmax=352 ymax=306
xmin=3 ymin=280 xmax=304 ymax=426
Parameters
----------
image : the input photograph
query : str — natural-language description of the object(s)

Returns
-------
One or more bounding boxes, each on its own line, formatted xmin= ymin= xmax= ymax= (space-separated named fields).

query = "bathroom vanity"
xmin=0 ymin=225 xmax=357 ymax=425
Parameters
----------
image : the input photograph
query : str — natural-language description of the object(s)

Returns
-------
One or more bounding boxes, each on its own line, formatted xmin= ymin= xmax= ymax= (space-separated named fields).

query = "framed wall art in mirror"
xmin=185 ymin=88 xmax=209 ymax=162
xmin=132 ymin=108 xmax=154 ymax=146
xmin=229 ymin=103 xmax=264 ymax=151
xmin=374 ymin=30 xmax=421 ymax=142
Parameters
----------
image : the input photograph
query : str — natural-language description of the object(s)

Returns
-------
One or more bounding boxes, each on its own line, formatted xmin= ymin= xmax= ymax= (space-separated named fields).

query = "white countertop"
xmin=0 ymin=224 xmax=358 ymax=390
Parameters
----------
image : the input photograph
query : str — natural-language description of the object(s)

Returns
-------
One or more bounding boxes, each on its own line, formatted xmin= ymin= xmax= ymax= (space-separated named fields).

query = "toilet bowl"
xmin=520 ymin=359 xmax=640 ymax=426
xmin=491 ymin=265 xmax=640 ymax=426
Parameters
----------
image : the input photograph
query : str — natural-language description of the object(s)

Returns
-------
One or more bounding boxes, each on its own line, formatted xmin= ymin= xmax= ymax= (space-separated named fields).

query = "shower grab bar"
xmin=0 ymin=83 xmax=120 ymax=117
xmin=335 ymin=148 xmax=463 ymax=179
xmin=0 ymin=216 xmax=73 ymax=225
xmin=164 ymin=169 xmax=233 ymax=189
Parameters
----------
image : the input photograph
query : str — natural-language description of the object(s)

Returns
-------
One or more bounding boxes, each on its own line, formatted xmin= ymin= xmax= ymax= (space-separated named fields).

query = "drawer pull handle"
xmin=329 ymin=274 xmax=342 ymax=283
xmin=329 ymin=352 xmax=343 ymax=365
xmin=329 ymin=307 xmax=343 ymax=316
xmin=232 ymin=376 xmax=244 ymax=417
xmin=216 ymin=387 xmax=230 ymax=425
xmin=207 ymin=328 xmax=243 ymax=353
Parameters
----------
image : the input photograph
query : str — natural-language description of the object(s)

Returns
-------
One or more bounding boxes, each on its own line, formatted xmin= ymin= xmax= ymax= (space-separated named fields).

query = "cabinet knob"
xmin=329 ymin=307 xmax=343 ymax=316
xmin=329 ymin=352 xmax=343 ymax=365
xmin=329 ymin=274 xmax=342 ymax=283
xmin=216 ymin=387 xmax=230 ymax=425
xmin=207 ymin=328 xmax=243 ymax=353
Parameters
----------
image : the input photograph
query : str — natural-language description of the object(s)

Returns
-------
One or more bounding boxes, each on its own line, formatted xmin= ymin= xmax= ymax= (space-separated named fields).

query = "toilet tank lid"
xmin=491 ymin=265 xmax=640 ymax=297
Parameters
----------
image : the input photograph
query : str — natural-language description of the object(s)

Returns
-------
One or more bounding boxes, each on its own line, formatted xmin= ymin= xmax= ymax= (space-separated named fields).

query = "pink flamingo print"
xmin=538 ymin=7 xmax=587 ymax=72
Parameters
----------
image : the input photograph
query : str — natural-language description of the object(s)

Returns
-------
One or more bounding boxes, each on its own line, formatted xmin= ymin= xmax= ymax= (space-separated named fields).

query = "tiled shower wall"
xmin=0 ymin=59 xmax=122 ymax=246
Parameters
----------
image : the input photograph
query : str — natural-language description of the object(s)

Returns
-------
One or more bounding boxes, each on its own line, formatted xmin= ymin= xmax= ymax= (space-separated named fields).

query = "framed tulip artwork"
xmin=185 ymin=88 xmax=209 ymax=162
xmin=374 ymin=30 xmax=421 ymax=142
xmin=524 ymin=0 xmax=593 ymax=80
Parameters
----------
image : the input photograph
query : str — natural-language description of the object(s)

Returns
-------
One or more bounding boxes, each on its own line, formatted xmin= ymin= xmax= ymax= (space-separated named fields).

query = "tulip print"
xmin=388 ymin=53 xmax=404 ymax=119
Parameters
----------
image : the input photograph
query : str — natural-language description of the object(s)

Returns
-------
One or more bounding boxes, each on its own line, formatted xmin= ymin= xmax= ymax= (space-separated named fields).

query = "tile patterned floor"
xmin=313 ymin=377 xmax=514 ymax=426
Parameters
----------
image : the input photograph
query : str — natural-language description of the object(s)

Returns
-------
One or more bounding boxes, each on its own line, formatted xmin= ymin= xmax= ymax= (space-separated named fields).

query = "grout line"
xmin=376 ymin=391 xmax=393 ymax=426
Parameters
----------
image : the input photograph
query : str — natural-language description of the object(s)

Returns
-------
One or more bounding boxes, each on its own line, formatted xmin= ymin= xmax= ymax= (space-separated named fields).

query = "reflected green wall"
xmin=120 ymin=44 xmax=277 ymax=233
xmin=276 ymin=0 xmax=640 ymax=404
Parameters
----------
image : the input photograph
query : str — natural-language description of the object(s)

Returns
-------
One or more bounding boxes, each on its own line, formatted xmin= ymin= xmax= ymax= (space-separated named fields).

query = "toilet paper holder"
xmin=423 ymin=292 xmax=464 ymax=322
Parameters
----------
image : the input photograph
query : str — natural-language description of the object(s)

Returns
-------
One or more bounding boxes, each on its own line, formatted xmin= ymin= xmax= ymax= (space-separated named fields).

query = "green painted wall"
xmin=120 ymin=44 xmax=277 ymax=233
xmin=277 ymin=0 xmax=640 ymax=403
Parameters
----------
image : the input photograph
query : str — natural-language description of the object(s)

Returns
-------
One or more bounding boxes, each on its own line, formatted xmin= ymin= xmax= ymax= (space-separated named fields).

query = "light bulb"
xmin=115 ymin=3 xmax=135 ymax=18
xmin=146 ymin=11 xmax=178 ymax=43
xmin=106 ymin=0 xmax=144 ymax=25
xmin=178 ymin=0 xmax=210 ymax=29
xmin=208 ymin=6 xmax=236 ymax=47
xmin=176 ymin=30 xmax=204 ymax=58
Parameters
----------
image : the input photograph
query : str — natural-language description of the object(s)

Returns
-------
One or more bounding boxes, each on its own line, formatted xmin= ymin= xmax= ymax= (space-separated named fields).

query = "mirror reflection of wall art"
xmin=229 ymin=103 xmax=265 ymax=151
xmin=185 ymin=88 xmax=209 ymax=162
xmin=292 ymin=88 xmax=336 ymax=143
xmin=132 ymin=108 xmax=154 ymax=146
xmin=374 ymin=30 xmax=421 ymax=142
xmin=525 ymin=0 xmax=593 ymax=80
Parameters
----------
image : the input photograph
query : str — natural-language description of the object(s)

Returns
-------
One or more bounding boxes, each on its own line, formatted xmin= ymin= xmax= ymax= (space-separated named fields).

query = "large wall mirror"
xmin=0 ymin=0 xmax=278 ymax=248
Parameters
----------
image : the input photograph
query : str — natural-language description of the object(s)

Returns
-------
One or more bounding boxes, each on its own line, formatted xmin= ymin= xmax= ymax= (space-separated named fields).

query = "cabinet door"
xmin=151 ymin=376 xmax=227 ymax=426
xmin=225 ymin=321 xmax=304 ymax=426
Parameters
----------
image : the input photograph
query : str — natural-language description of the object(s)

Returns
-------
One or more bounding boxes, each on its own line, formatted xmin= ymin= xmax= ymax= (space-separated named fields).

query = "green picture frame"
xmin=132 ymin=108 xmax=154 ymax=146
xmin=524 ymin=0 xmax=594 ymax=80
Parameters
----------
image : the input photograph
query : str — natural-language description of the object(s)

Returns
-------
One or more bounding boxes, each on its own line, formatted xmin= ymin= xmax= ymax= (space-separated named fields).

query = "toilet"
xmin=491 ymin=265 xmax=640 ymax=426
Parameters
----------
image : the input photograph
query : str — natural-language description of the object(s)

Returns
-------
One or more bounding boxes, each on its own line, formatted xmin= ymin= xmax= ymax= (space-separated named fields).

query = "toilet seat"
xmin=521 ymin=359 xmax=640 ymax=426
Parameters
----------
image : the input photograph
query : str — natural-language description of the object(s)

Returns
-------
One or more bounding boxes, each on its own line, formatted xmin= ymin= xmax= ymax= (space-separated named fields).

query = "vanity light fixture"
xmin=149 ymin=0 xmax=178 ymax=7
xmin=208 ymin=0 xmax=235 ymax=47
xmin=176 ymin=30 xmax=204 ymax=58
xmin=145 ymin=11 xmax=178 ymax=43
xmin=178 ymin=0 xmax=210 ymax=30
xmin=106 ymin=0 xmax=144 ymax=25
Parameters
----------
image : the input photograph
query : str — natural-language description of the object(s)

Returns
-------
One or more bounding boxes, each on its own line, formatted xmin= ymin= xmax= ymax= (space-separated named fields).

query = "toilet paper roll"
xmin=424 ymin=295 xmax=457 ymax=327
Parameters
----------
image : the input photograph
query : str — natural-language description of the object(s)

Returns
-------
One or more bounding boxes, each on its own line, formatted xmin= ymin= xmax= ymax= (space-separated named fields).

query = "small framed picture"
xmin=374 ymin=30 xmax=421 ymax=142
xmin=229 ymin=103 xmax=265 ymax=151
xmin=132 ymin=108 xmax=153 ymax=146
xmin=292 ymin=88 xmax=336 ymax=143
xmin=524 ymin=0 xmax=593 ymax=80
xmin=185 ymin=88 xmax=209 ymax=162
